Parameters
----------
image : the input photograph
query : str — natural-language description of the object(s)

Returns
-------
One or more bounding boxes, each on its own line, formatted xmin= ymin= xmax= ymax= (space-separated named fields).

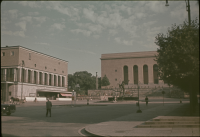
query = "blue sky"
xmin=1 ymin=1 xmax=199 ymax=76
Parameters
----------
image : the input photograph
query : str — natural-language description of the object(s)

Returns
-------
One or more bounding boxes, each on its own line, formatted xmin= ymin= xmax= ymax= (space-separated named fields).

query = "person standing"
xmin=46 ymin=98 xmax=52 ymax=117
xmin=145 ymin=96 xmax=149 ymax=106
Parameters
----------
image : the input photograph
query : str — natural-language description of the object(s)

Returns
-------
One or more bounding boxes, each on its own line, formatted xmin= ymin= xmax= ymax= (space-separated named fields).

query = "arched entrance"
xmin=143 ymin=65 xmax=148 ymax=84
xmin=133 ymin=65 xmax=138 ymax=84
xmin=123 ymin=66 xmax=128 ymax=85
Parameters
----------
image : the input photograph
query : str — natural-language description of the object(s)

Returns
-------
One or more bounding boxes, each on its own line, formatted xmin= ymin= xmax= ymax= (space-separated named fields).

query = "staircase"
xmin=136 ymin=116 xmax=200 ymax=128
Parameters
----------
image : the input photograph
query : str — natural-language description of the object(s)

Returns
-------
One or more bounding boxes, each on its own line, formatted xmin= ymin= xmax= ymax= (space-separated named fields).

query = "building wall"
xmin=1 ymin=47 xmax=19 ymax=67
xmin=101 ymin=51 xmax=166 ymax=88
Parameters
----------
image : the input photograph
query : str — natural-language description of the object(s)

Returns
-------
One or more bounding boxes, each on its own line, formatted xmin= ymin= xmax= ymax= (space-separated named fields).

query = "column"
xmin=36 ymin=71 xmax=39 ymax=84
xmin=59 ymin=75 xmax=62 ymax=87
xmin=55 ymin=75 xmax=58 ymax=87
xmin=25 ymin=69 xmax=28 ymax=83
xmin=18 ymin=68 xmax=21 ymax=82
xmin=46 ymin=73 xmax=49 ymax=86
xmin=3 ymin=68 xmax=7 ymax=81
xmin=128 ymin=65 xmax=133 ymax=85
xmin=138 ymin=65 xmax=143 ymax=84
xmin=149 ymin=64 xmax=154 ymax=84
xmin=31 ymin=70 xmax=34 ymax=83
xmin=51 ymin=74 xmax=54 ymax=86
xmin=41 ymin=72 xmax=44 ymax=85
xmin=13 ymin=68 xmax=17 ymax=82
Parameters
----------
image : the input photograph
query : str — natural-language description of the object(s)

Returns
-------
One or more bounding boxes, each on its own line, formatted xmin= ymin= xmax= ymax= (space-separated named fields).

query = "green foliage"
xmin=101 ymin=75 xmax=110 ymax=86
xmin=155 ymin=19 xmax=199 ymax=110
xmin=68 ymin=71 xmax=96 ymax=92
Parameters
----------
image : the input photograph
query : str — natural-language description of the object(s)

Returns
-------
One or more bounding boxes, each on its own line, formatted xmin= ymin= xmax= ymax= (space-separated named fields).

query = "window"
xmin=115 ymin=78 xmax=117 ymax=81
xmin=123 ymin=66 xmax=128 ymax=85
xmin=39 ymin=72 xmax=42 ymax=85
xmin=133 ymin=65 xmax=138 ymax=84
xmin=35 ymin=64 xmax=36 ymax=67
xmin=2 ymin=52 xmax=5 ymax=56
xmin=54 ymin=69 xmax=56 ymax=71
xmin=29 ymin=53 xmax=31 ymax=60
xmin=143 ymin=65 xmax=148 ymax=84
xmin=49 ymin=74 xmax=51 ymax=85
xmin=54 ymin=75 xmax=56 ymax=86
xmin=11 ymin=51 xmax=14 ymax=56
xmin=34 ymin=71 xmax=37 ymax=84
xmin=45 ymin=73 xmax=48 ymax=85
xmin=9 ymin=92 xmax=11 ymax=96
xmin=58 ymin=62 xmax=60 ymax=65
xmin=62 ymin=71 xmax=64 ymax=73
xmin=45 ymin=66 xmax=47 ymax=69
xmin=115 ymin=69 xmax=117 ymax=72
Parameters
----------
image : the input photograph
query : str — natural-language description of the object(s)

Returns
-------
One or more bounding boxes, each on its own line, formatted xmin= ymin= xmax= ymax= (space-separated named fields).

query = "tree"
xmin=155 ymin=19 xmax=199 ymax=113
xmin=68 ymin=71 xmax=96 ymax=93
xmin=119 ymin=81 xmax=125 ymax=97
xmin=101 ymin=75 xmax=110 ymax=86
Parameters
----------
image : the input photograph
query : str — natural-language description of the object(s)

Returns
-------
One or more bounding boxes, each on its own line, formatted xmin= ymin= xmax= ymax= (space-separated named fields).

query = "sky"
xmin=1 ymin=1 xmax=199 ymax=76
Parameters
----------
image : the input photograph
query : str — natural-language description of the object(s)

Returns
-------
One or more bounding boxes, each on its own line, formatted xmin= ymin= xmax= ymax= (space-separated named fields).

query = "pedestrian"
xmin=145 ymin=96 xmax=148 ymax=106
xmin=46 ymin=98 xmax=52 ymax=117
xmin=34 ymin=97 xmax=37 ymax=103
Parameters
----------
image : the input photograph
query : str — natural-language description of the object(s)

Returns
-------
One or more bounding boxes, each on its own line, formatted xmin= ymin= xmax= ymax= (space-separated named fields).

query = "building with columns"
xmin=1 ymin=46 xmax=68 ymax=102
xmin=101 ymin=51 xmax=169 ymax=89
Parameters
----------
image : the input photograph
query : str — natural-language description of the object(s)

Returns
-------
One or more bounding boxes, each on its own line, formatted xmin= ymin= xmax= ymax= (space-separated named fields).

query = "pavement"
xmin=2 ymin=98 xmax=199 ymax=136
xmin=80 ymin=99 xmax=199 ymax=136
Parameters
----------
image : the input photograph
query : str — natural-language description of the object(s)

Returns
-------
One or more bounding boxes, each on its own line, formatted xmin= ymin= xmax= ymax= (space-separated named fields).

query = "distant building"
xmin=1 ymin=46 xmax=68 ymax=102
xmin=101 ymin=51 xmax=169 ymax=89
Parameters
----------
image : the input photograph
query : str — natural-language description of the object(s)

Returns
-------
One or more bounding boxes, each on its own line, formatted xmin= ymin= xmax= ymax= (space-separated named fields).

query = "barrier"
xmin=56 ymin=98 xmax=72 ymax=101
xmin=25 ymin=97 xmax=47 ymax=102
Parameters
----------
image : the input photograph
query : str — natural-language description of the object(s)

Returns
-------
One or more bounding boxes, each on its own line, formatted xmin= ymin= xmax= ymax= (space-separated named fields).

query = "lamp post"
xmin=136 ymin=81 xmax=142 ymax=113
xmin=166 ymin=0 xmax=191 ymax=25
xmin=21 ymin=60 xmax=25 ymax=100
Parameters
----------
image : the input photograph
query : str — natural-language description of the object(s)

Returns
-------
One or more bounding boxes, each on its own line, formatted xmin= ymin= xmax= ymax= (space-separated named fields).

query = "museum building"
xmin=1 ymin=46 xmax=68 ymax=102
xmin=101 ymin=51 xmax=169 ymax=89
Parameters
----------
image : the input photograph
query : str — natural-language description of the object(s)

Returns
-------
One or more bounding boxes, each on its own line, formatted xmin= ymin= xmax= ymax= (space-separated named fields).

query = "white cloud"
xmin=28 ymin=12 xmax=39 ymax=16
xmin=71 ymin=29 xmax=91 ymax=37
xmin=88 ymin=24 xmax=103 ymax=33
xmin=18 ymin=1 xmax=41 ymax=8
xmin=83 ymin=8 xmax=97 ymax=22
xmin=109 ymin=29 xmax=118 ymax=36
xmin=8 ymin=9 xmax=18 ymax=18
xmin=93 ymin=35 xmax=100 ymax=39
xmin=2 ymin=30 xmax=25 ymax=37
xmin=51 ymin=23 xmax=66 ymax=31
xmin=15 ymin=21 xmax=26 ymax=31
xmin=170 ymin=3 xmax=188 ymax=21
xmin=20 ymin=16 xmax=32 ymax=23
xmin=115 ymin=37 xmax=121 ymax=43
xmin=33 ymin=16 xmax=47 ymax=24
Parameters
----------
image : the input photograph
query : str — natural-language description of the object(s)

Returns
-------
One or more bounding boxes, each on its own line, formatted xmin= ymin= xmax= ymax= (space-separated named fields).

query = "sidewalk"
xmin=83 ymin=102 xmax=200 ymax=136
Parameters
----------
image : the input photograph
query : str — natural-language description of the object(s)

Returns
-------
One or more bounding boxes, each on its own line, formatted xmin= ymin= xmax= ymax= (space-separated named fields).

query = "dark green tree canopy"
xmin=68 ymin=71 xmax=96 ymax=91
xmin=155 ymin=19 xmax=199 ymax=95
xmin=101 ymin=75 xmax=110 ymax=86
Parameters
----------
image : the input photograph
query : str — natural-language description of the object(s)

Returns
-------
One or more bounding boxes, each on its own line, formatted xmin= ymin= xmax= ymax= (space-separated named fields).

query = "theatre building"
xmin=1 ymin=46 xmax=68 ymax=102
xmin=101 ymin=51 xmax=169 ymax=89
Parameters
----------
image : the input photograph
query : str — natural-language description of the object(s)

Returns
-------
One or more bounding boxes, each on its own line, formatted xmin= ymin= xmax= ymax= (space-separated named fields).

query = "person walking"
xmin=145 ymin=96 xmax=149 ymax=106
xmin=46 ymin=98 xmax=52 ymax=117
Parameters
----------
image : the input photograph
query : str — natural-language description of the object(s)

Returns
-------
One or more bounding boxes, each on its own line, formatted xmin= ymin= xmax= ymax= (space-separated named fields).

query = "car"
xmin=1 ymin=104 xmax=16 ymax=116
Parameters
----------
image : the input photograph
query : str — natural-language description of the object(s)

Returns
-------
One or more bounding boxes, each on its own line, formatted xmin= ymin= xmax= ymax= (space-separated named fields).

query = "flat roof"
xmin=101 ymin=51 xmax=158 ymax=60
xmin=1 ymin=45 xmax=68 ymax=63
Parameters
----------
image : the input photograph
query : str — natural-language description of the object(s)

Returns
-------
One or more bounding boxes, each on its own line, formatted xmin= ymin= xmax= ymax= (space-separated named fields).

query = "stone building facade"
xmin=101 ymin=51 xmax=169 ymax=89
xmin=1 ymin=46 xmax=68 ymax=102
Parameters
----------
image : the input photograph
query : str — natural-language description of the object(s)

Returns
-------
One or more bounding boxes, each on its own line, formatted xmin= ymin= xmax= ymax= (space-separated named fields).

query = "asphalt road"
xmin=1 ymin=98 xmax=191 ymax=137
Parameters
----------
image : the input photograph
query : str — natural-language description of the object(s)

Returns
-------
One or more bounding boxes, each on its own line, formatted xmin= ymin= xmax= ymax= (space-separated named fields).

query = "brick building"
xmin=101 ymin=51 xmax=169 ymax=89
xmin=1 ymin=46 xmax=68 ymax=102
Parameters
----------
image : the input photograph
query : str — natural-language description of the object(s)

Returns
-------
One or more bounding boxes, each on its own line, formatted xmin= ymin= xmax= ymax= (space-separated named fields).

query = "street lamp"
xmin=136 ymin=81 xmax=142 ymax=113
xmin=21 ymin=60 xmax=25 ymax=100
xmin=166 ymin=0 xmax=191 ymax=25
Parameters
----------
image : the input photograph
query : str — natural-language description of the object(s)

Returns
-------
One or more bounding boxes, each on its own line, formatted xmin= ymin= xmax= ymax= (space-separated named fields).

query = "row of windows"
xmin=1 ymin=51 xmax=14 ymax=56
xmin=121 ymin=64 xmax=159 ymax=85
xmin=1 ymin=68 xmax=66 ymax=87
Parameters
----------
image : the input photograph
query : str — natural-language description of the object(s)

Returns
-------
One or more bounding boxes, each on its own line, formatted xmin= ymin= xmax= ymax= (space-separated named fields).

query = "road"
xmin=1 ymin=98 xmax=190 ymax=136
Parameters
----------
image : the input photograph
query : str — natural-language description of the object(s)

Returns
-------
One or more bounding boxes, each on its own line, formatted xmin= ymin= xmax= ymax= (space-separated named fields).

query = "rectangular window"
xmin=29 ymin=53 xmax=31 ymax=60
xmin=39 ymin=72 xmax=42 ymax=85
xmin=45 ymin=73 xmax=47 ymax=85
xmin=2 ymin=52 xmax=5 ymax=56
xmin=54 ymin=75 xmax=56 ymax=86
xmin=58 ymin=76 xmax=60 ymax=87
xmin=11 ymin=51 xmax=14 ymax=56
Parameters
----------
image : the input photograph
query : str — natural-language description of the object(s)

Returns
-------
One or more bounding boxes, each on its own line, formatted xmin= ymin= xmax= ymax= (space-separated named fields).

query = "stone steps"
xmin=136 ymin=116 xmax=200 ymax=128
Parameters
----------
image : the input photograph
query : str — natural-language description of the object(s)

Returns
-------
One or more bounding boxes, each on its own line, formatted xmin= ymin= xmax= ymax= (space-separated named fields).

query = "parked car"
xmin=1 ymin=104 xmax=16 ymax=116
